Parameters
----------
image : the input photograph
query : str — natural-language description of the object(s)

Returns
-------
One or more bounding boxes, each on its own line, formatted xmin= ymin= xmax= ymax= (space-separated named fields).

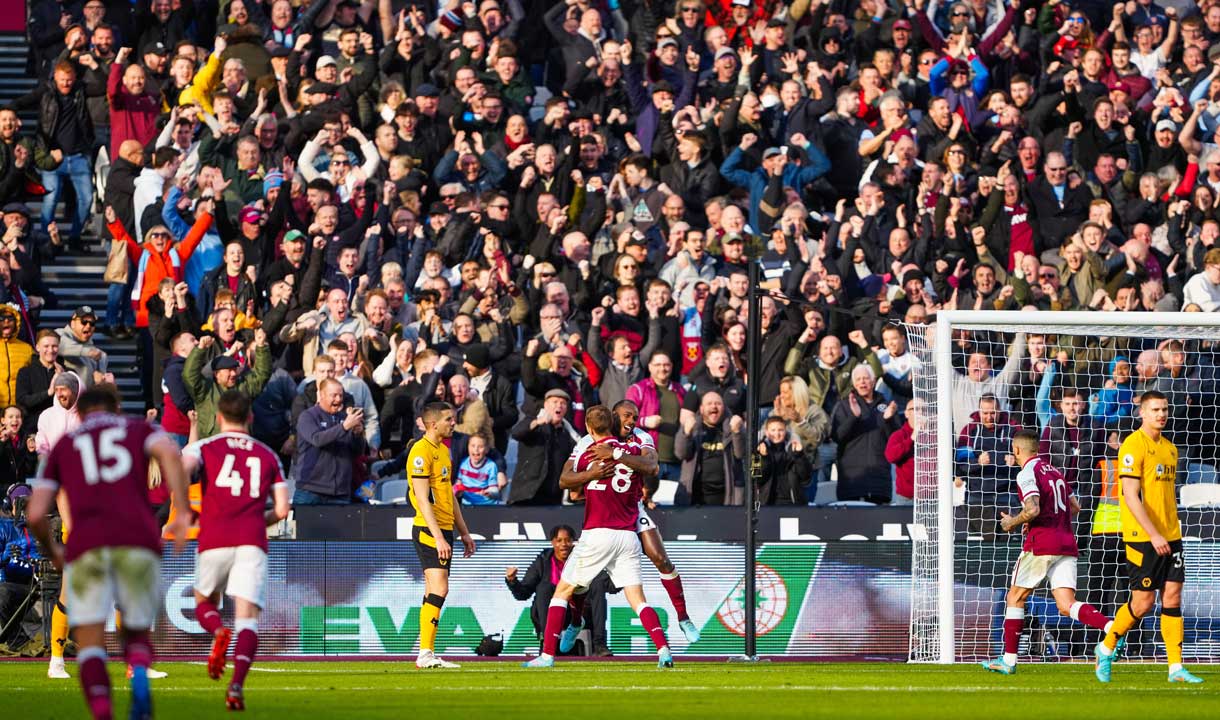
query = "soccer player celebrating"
xmin=26 ymin=386 xmax=191 ymax=720
xmin=409 ymin=401 xmax=476 ymax=669
xmin=612 ymin=400 xmax=698 ymax=642
xmin=554 ymin=400 xmax=697 ymax=652
xmin=526 ymin=405 xmax=673 ymax=669
xmin=182 ymin=390 xmax=291 ymax=710
xmin=982 ymin=430 xmax=1114 ymax=675
xmin=1094 ymin=391 xmax=1203 ymax=684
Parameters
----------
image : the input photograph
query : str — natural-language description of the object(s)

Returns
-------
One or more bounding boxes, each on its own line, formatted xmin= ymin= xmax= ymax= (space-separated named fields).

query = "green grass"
xmin=3 ymin=660 xmax=1218 ymax=719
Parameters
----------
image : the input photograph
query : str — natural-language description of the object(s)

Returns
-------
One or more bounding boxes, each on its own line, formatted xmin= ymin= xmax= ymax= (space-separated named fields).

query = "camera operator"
xmin=504 ymin=524 xmax=616 ymax=657
xmin=0 ymin=484 xmax=43 ymax=649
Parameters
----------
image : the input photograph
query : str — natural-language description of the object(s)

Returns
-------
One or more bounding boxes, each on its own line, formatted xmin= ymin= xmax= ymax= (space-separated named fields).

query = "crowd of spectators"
xmin=1 ymin=0 xmax=1220 ymax=510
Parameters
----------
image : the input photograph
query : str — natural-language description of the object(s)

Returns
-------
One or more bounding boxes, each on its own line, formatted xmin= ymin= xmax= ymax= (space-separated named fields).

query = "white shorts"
xmin=194 ymin=546 xmax=269 ymax=608
xmin=64 ymin=547 xmax=161 ymax=629
xmin=1012 ymin=552 xmax=1077 ymax=591
xmin=562 ymin=528 xmax=642 ymax=590
xmin=635 ymin=502 xmax=657 ymax=534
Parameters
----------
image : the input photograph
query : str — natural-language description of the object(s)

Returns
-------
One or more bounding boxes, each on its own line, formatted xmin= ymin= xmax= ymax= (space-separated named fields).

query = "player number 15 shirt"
xmin=34 ymin=414 xmax=164 ymax=564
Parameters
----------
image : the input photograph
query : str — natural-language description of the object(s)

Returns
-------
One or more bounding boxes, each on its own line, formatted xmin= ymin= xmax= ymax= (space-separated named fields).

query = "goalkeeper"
xmin=1093 ymin=391 xmax=1203 ymax=684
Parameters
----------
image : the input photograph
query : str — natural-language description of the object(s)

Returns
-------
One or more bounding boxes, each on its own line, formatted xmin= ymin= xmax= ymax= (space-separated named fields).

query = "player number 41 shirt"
xmin=183 ymin=432 xmax=286 ymax=553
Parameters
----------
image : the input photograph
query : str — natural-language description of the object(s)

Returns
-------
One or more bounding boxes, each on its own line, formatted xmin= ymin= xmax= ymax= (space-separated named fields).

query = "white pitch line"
xmin=10 ymin=685 xmax=1211 ymax=694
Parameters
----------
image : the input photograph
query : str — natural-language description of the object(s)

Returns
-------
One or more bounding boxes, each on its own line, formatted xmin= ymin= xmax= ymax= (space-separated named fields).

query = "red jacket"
xmin=108 ymin=211 xmax=212 ymax=328
xmin=884 ymin=421 xmax=916 ymax=500
xmin=107 ymin=62 xmax=162 ymax=160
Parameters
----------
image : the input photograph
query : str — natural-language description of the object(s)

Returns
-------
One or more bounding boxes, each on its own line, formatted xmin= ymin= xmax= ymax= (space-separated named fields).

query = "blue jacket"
xmin=718 ymin=145 xmax=831 ymax=231
xmin=295 ymin=404 xmax=367 ymax=499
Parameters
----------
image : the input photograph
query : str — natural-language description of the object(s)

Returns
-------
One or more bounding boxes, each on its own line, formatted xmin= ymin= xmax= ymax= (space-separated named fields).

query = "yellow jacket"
xmin=0 ymin=304 xmax=33 ymax=406
xmin=177 ymin=52 xmax=222 ymax=115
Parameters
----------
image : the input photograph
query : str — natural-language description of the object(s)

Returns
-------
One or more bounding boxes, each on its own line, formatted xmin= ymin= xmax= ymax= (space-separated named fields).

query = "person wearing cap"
xmin=460 ymin=342 xmax=517 ymax=453
xmin=56 ymin=307 xmax=110 ymax=389
xmin=508 ymin=388 xmax=579 ymax=505
xmin=184 ymin=328 xmax=272 ymax=439
xmin=1181 ymin=247 xmax=1220 ymax=311
xmin=620 ymin=40 xmax=697 ymax=158
xmin=719 ymin=131 xmax=830 ymax=232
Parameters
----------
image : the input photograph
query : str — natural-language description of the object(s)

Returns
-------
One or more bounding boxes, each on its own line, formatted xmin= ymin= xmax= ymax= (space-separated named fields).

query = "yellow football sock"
xmin=1162 ymin=608 xmax=1184 ymax=668
xmin=419 ymin=594 xmax=444 ymax=653
xmin=50 ymin=603 xmax=69 ymax=659
xmin=1104 ymin=603 xmax=1138 ymax=650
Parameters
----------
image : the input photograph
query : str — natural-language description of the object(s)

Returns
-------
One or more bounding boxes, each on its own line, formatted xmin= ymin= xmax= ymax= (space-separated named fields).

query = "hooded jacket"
xmin=0 ymin=305 xmax=33 ymax=407
xmin=35 ymin=371 xmax=82 ymax=456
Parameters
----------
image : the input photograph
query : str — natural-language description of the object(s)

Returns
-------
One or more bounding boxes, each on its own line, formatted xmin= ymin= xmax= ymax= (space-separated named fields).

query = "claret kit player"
xmin=525 ymin=404 xmax=672 ymax=669
xmin=982 ymin=430 xmax=1114 ymax=675
xmin=182 ymin=390 xmax=291 ymax=710
xmin=27 ymin=386 xmax=191 ymax=720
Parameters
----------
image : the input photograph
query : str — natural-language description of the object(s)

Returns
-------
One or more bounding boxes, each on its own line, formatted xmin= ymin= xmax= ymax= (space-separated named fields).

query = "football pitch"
xmin=4 ymin=661 xmax=1218 ymax=719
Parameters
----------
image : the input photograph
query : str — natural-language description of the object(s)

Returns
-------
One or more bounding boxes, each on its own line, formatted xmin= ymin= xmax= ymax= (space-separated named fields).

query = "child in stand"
xmin=454 ymin=434 xmax=506 ymax=505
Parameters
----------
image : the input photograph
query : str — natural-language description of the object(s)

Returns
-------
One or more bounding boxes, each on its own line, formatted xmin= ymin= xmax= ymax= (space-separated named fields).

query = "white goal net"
xmin=907 ymin=311 xmax=1220 ymax=664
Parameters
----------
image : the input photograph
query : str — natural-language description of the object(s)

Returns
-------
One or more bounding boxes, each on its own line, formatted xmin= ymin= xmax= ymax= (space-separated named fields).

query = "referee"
xmin=1093 ymin=391 xmax=1203 ymax=684
xmin=409 ymin=401 xmax=476 ymax=669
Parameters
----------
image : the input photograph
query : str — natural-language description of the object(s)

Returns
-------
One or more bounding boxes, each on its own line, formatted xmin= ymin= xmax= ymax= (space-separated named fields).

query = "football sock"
xmin=232 ymin=619 xmax=259 ymax=688
xmin=123 ymin=630 xmax=153 ymax=670
xmin=635 ymin=604 xmax=669 ymax=651
xmin=195 ymin=601 xmax=223 ymax=635
xmin=77 ymin=646 xmax=113 ymax=720
xmin=419 ymin=594 xmax=444 ymax=653
xmin=1162 ymin=607 xmax=1184 ymax=672
xmin=542 ymin=598 xmax=567 ymax=657
xmin=568 ymin=590 xmax=587 ymax=625
xmin=1002 ymin=606 xmax=1023 ymax=666
xmin=1069 ymin=601 xmax=1111 ymax=632
xmin=1104 ymin=603 xmax=1138 ymax=651
xmin=659 ymin=572 xmax=690 ymax=623
xmin=51 ymin=601 xmax=69 ymax=659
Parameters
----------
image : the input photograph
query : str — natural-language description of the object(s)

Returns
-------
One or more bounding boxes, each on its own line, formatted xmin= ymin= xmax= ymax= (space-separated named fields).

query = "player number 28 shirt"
xmin=183 ymin=432 xmax=286 ymax=553
xmin=1014 ymin=456 xmax=1078 ymax=556
xmin=570 ymin=436 xmax=642 ymax=531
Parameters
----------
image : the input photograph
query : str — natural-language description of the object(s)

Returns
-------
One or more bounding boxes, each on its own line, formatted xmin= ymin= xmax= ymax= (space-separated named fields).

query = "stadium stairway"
xmin=0 ymin=34 xmax=144 ymax=414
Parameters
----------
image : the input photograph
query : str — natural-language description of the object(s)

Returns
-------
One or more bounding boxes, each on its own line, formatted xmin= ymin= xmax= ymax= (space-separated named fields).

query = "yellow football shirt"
xmin=1116 ymin=428 xmax=1181 ymax=543
xmin=408 ymin=437 xmax=455 ymax=531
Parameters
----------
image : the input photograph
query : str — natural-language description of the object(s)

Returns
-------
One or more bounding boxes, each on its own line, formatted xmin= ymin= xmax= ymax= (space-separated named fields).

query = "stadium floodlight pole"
xmin=732 ymin=259 xmax=763 ymax=662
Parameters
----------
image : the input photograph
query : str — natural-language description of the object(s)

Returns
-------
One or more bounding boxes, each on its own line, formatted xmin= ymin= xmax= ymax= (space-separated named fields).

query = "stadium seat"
xmin=1180 ymin=483 xmax=1220 ymax=509
xmin=812 ymin=481 xmax=838 ymax=506
xmin=370 ymin=479 xmax=409 ymax=505
xmin=1184 ymin=463 xmax=1220 ymax=485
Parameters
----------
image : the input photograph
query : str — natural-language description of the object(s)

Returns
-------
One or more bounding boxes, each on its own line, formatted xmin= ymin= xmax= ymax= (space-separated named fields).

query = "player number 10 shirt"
xmin=1015 ymin=456 xmax=1079 ymax=557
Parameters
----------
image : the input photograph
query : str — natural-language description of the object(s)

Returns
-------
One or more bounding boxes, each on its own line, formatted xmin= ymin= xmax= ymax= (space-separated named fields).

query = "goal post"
xmin=907 ymin=310 xmax=1220 ymax=664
